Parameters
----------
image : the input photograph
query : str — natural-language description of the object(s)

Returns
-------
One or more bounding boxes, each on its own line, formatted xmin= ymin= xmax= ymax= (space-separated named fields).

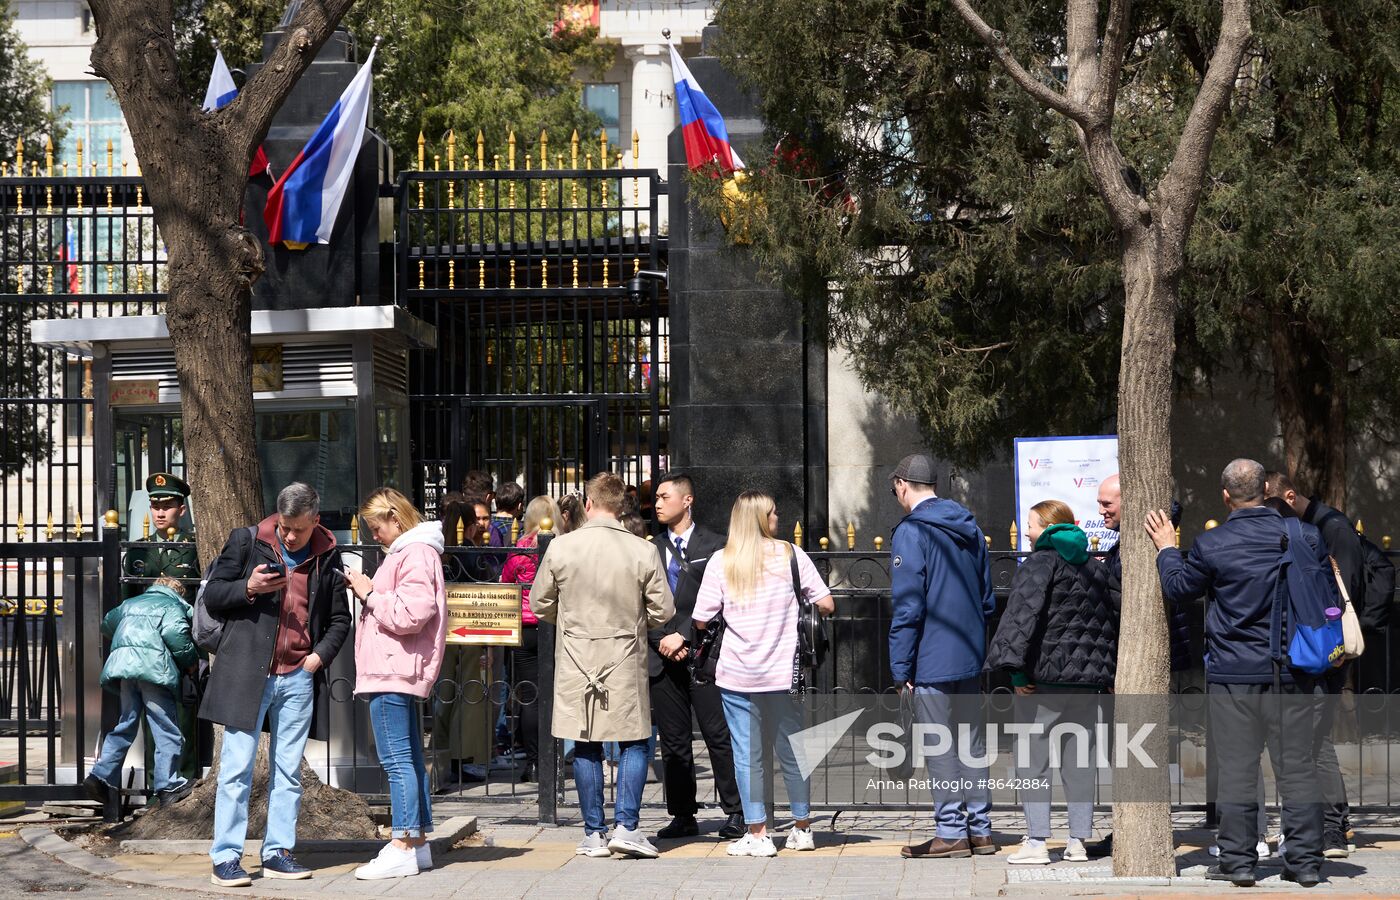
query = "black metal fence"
xmin=0 ymin=524 xmax=116 ymax=807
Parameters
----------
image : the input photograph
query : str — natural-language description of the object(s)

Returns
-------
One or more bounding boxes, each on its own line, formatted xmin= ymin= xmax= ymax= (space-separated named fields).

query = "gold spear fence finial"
xmin=14 ymin=137 xmax=23 ymax=173
xmin=351 ymin=515 xmax=360 ymax=544
xmin=142 ymin=513 xmax=150 ymax=539
xmin=75 ymin=512 xmax=84 ymax=540
xmin=447 ymin=130 xmax=456 ymax=169
xmin=15 ymin=513 xmax=24 ymax=542
xmin=1009 ymin=521 xmax=1018 ymax=550
xmin=44 ymin=136 xmax=53 ymax=176
xmin=476 ymin=130 xmax=485 ymax=170
xmin=846 ymin=521 xmax=856 ymax=550
xmin=508 ymin=130 xmax=517 ymax=170
xmin=417 ymin=131 xmax=425 ymax=170
xmin=45 ymin=512 xmax=54 ymax=541
xmin=793 ymin=521 xmax=803 ymax=548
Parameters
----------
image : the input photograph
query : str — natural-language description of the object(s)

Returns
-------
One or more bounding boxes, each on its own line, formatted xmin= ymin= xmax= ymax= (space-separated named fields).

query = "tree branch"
xmin=1157 ymin=0 xmax=1252 ymax=248
xmin=1089 ymin=0 xmax=1131 ymax=118
xmin=222 ymin=0 xmax=360 ymax=152
xmin=1065 ymin=0 xmax=1098 ymax=109
xmin=947 ymin=0 xmax=1091 ymax=126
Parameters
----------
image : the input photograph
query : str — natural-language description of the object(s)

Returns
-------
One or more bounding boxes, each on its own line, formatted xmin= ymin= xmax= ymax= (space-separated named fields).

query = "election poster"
xmin=1013 ymin=435 xmax=1120 ymax=553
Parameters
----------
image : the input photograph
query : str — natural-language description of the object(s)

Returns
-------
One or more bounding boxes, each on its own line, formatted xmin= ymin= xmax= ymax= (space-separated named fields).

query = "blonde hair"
xmin=585 ymin=472 xmax=627 ymax=514
xmin=153 ymin=576 xmax=187 ymax=598
xmin=360 ymin=487 xmax=423 ymax=533
xmin=722 ymin=491 xmax=786 ymax=605
xmin=522 ymin=495 xmax=561 ymax=538
xmin=1030 ymin=499 xmax=1075 ymax=528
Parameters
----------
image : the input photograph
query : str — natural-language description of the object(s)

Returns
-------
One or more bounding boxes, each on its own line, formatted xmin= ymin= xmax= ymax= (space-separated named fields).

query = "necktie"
xmin=667 ymin=536 xmax=683 ymax=592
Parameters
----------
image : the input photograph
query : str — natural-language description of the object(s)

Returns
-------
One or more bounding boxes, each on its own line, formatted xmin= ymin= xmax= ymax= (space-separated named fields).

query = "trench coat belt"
xmin=561 ymin=634 xmax=629 ymax=735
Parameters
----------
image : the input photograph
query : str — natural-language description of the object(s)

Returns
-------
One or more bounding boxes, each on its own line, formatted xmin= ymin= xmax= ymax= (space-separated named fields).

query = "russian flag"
xmin=203 ymin=49 xmax=271 ymax=178
xmin=668 ymin=42 xmax=745 ymax=173
xmin=263 ymin=46 xmax=376 ymax=248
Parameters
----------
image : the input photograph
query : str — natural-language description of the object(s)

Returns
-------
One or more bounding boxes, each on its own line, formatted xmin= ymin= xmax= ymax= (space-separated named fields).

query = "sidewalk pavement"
xmin=19 ymin=802 xmax=1400 ymax=899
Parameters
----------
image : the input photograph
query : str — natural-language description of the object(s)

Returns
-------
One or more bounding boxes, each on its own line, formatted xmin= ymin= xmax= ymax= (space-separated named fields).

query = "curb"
xmin=20 ymin=816 xmax=478 ymax=897
xmin=118 ymin=815 xmax=478 ymax=855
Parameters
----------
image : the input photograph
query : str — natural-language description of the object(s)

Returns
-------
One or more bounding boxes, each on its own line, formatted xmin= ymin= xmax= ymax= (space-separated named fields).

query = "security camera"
xmin=627 ymin=268 xmax=668 ymax=304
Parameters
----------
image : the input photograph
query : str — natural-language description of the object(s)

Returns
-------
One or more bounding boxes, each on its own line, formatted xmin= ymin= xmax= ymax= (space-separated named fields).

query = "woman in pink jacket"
xmin=343 ymin=488 xmax=446 ymax=880
xmin=499 ymin=495 xmax=560 ymax=782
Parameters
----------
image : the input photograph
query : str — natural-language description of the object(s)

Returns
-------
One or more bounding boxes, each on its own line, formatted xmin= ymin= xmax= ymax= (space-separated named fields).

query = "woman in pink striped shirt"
xmin=693 ymin=491 xmax=834 ymax=857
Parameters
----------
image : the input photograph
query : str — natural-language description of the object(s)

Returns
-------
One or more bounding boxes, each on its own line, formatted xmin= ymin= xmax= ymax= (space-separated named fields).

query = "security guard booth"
xmin=31 ymin=304 xmax=435 ymax=787
xmin=31 ymin=305 xmax=434 ymax=534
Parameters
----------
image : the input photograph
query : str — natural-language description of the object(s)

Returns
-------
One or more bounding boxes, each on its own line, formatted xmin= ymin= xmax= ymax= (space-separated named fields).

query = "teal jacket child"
xmin=100 ymin=584 xmax=197 ymax=691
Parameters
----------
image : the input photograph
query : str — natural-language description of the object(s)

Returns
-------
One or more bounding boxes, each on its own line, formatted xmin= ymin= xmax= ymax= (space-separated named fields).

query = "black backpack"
xmin=1359 ymin=535 xmax=1395 ymax=630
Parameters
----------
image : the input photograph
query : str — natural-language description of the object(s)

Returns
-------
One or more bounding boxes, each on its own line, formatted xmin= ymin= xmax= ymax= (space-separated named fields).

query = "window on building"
xmin=52 ymin=81 xmax=123 ymax=171
xmin=582 ymin=84 xmax=620 ymax=147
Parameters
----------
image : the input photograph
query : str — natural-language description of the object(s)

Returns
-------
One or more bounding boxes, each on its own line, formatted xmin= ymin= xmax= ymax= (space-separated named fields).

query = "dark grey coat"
xmin=197 ymin=523 xmax=350 ymax=741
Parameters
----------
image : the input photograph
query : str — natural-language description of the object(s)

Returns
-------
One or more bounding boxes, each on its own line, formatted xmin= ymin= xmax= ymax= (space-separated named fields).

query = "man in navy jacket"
xmin=1149 ymin=459 xmax=1325 ymax=887
xmin=887 ymin=453 xmax=995 ymax=860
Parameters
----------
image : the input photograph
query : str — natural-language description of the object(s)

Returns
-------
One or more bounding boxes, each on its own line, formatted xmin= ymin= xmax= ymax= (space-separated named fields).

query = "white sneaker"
xmin=785 ymin=827 xmax=816 ymax=851
xmin=575 ymin=831 xmax=612 ymax=858
xmin=416 ymin=843 xmax=433 ymax=870
xmin=1062 ymin=838 xmax=1087 ymax=862
xmin=726 ymin=832 xmax=778 ymax=857
xmin=1007 ymin=837 xmax=1050 ymax=865
xmin=607 ymin=826 xmax=659 ymax=859
xmin=1208 ymin=841 xmax=1271 ymax=858
xmin=355 ymin=843 xmax=419 ymax=880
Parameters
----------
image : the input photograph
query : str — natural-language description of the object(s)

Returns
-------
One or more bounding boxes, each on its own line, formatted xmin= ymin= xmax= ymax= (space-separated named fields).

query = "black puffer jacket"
xmin=987 ymin=549 xmax=1118 ymax=687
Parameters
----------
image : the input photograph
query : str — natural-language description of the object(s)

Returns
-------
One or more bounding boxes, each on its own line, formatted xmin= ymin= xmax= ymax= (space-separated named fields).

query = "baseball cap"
xmin=890 ymin=453 xmax=937 ymax=486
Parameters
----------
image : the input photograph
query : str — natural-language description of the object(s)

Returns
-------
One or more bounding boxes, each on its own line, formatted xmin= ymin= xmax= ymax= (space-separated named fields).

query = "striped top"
xmin=692 ymin=543 xmax=831 ymax=693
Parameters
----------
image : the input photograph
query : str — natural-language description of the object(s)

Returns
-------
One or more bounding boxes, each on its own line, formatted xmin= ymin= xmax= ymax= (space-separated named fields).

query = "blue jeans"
xmin=720 ymin=689 xmax=811 ymax=826
xmin=573 ymin=739 xmax=648 ymax=835
xmin=91 ymin=679 xmax=187 ymax=793
xmin=210 ymin=668 xmax=315 ymax=864
xmin=367 ymin=693 xmax=432 ymax=838
xmin=914 ymin=679 xmax=992 ymax=839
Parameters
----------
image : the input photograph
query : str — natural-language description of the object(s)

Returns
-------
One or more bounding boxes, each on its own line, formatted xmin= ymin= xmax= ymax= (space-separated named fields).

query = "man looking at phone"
xmin=199 ymin=483 xmax=350 ymax=887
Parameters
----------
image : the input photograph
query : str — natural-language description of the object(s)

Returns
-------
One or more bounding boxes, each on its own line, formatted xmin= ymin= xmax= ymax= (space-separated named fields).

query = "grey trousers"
xmin=1015 ymin=688 xmax=1100 ymax=840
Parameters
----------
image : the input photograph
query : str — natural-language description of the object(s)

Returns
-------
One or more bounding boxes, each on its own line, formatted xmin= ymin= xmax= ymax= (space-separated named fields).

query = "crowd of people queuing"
xmin=86 ymin=452 xmax=1378 ymax=888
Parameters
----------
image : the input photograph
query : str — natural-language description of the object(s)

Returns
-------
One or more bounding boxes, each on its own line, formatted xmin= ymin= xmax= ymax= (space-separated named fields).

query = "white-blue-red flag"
xmin=667 ymin=42 xmax=744 ymax=173
xmin=263 ymin=46 xmax=376 ymax=248
xmin=203 ymin=49 xmax=271 ymax=178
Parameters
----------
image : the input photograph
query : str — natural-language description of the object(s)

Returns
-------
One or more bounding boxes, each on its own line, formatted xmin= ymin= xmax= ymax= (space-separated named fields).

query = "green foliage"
xmin=704 ymin=0 xmax=1400 ymax=467
xmin=174 ymin=0 xmax=611 ymax=167
xmin=703 ymin=0 xmax=1122 ymax=465
xmin=0 ymin=7 xmax=65 ymax=165
xmin=0 ymin=8 xmax=65 ymax=475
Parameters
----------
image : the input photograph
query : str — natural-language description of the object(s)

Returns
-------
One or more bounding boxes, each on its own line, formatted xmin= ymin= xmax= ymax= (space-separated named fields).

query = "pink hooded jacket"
xmin=353 ymin=521 xmax=447 ymax=698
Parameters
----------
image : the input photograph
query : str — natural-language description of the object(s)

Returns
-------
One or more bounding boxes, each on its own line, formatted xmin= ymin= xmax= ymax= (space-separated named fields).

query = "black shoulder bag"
xmin=672 ymin=540 xmax=725 ymax=685
xmin=791 ymin=543 xmax=830 ymax=692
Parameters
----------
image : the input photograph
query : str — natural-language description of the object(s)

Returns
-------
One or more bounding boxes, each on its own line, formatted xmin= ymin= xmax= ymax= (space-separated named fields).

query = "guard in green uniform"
xmin=124 ymin=473 xmax=205 ymax=785
xmin=122 ymin=472 xmax=198 ymax=597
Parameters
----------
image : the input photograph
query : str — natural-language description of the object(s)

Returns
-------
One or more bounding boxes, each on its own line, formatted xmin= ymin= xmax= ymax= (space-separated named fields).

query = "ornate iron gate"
xmin=396 ymin=140 xmax=668 ymax=512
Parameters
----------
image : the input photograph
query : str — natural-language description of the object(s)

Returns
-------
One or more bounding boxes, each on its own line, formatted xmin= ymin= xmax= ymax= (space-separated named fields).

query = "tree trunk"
xmin=118 ymin=732 xmax=378 ymax=842
xmin=1269 ymin=314 xmax=1347 ymax=509
xmin=1111 ymin=233 xmax=1176 ymax=877
xmin=163 ymin=218 xmax=267 ymax=569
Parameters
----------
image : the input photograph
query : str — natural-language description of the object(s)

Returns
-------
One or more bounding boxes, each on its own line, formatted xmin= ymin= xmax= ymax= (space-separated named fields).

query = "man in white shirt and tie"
xmin=648 ymin=473 xmax=744 ymax=840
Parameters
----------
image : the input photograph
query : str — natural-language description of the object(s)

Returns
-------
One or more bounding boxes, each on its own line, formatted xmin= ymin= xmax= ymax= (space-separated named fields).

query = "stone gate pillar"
xmin=666 ymin=27 xmax=828 ymax=539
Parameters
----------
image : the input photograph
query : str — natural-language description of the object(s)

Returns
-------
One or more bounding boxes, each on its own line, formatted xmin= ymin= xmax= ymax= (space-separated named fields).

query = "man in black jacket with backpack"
xmin=647 ymin=473 xmax=744 ymax=840
xmin=1265 ymin=471 xmax=1358 ymax=859
xmin=1150 ymin=459 xmax=1326 ymax=887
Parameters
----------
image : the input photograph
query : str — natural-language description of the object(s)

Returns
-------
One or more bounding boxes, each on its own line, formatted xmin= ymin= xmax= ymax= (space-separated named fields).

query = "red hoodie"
xmin=255 ymin=514 xmax=336 ymax=674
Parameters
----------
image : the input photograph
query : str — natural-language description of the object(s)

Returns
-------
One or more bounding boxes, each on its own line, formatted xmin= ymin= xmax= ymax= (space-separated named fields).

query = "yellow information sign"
xmin=445 ymin=583 xmax=523 ymax=647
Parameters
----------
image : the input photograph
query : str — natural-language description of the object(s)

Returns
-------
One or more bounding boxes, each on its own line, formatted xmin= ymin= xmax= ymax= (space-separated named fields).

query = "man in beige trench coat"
xmin=530 ymin=472 xmax=673 ymax=859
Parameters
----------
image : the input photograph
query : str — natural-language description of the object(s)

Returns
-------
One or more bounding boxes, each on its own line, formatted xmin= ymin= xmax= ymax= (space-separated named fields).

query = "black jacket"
xmin=1157 ymin=505 xmax=1328 ymax=684
xmin=1105 ymin=541 xmax=1193 ymax=672
xmin=1303 ymin=499 xmax=1365 ymax=617
xmin=987 ymin=549 xmax=1118 ymax=687
xmin=647 ymin=523 xmax=724 ymax=677
xmin=197 ymin=522 xmax=351 ymax=740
